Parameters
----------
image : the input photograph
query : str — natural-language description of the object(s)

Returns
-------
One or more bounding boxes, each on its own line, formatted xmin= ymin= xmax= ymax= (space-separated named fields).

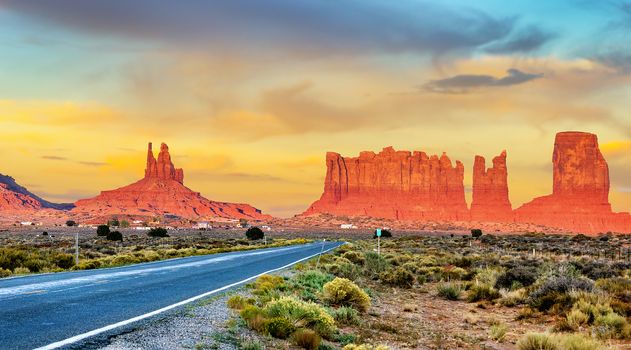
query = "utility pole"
xmin=75 ymin=231 xmax=79 ymax=265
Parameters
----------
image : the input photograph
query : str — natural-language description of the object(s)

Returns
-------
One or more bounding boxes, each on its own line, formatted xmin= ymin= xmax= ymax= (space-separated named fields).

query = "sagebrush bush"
xmin=495 ymin=266 xmax=538 ymax=290
xmin=292 ymin=328 xmax=321 ymax=350
xmin=342 ymin=251 xmax=365 ymax=265
xmin=253 ymin=274 xmax=285 ymax=294
xmin=322 ymin=277 xmax=371 ymax=312
xmin=528 ymin=276 xmax=594 ymax=312
xmin=467 ymin=284 xmax=501 ymax=302
xmin=266 ymin=317 xmax=296 ymax=339
xmin=325 ymin=262 xmax=361 ymax=281
xmin=0 ymin=268 xmax=11 ymax=278
xmin=332 ymin=306 xmax=360 ymax=326
xmin=147 ymin=227 xmax=169 ymax=237
xmin=264 ymin=296 xmax=336 ymax=337
xmin=594 ymin=312 xmax=631 ymax=339
xmin=566 ymin=308 xmax=589 ymax=330
xmin=342 ymin=344 xmax=390 ymax=350
xmin=227 ymin=295 xmax=250 ymax=310
xmin=437 ymin=283 xmax=462 ymax=301
xmin=240 ymin=305 xmax=268 ymax=333
xmin=363 ymin=252 xmax=389 ymax=278
xmin=380 ymin=267 xmax=414 ymax=288
xmin=489 ymin=322 xmax=507 ymax=341
xmin=516 ymin=333 xmax=559 ymax=350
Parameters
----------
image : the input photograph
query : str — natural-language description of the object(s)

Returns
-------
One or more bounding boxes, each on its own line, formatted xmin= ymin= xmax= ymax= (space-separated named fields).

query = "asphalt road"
xmin=0 ymin=241 xmax=343 ymax=350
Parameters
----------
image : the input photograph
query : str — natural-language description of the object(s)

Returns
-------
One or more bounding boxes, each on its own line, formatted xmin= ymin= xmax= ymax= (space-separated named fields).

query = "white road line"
xmin=34 ymin=242 xmax=342 ymax=350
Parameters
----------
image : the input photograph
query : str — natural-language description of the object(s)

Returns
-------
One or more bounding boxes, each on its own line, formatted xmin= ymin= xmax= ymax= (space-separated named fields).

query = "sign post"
xmin=316 ymin=239 xmax=326 ymax=269
xmin=376 ymin=228 xmax=381 ymax=256
xmin=75 ymin=231 xmax=79 ymax=265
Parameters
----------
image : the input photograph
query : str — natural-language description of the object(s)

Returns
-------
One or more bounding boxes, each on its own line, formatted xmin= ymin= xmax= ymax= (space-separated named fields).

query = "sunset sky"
xmin=1 ymin=1 xmax=631 ymax=217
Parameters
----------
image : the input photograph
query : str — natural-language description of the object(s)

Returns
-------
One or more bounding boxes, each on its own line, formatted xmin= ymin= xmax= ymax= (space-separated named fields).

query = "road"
xmin=0 ymin=241 xmax=343 ymax=350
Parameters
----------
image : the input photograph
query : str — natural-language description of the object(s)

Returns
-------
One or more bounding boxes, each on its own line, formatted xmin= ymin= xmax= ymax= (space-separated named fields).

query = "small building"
xmin=340 ymin=224 xmax=358 ymax=229
xmin=195 ymin=222 xmax=211 ymax=229
xmin=261 ymin=225 xmax=272 ymax=231
xmin=20 ymin=221 xmax=33 ymax=226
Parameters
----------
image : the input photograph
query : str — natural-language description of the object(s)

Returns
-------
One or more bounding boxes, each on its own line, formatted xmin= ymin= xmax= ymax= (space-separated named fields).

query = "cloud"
xmin=2 ymin=1 xmax=551 ymax=58
xmin=78 ymin=161 xmax=107 ymax=167
xmin=423 ymin=68 xmax=543 ymax=93
xmin=483 ymin=26 xmax=554 ymax=54
xmin=41 ymin=155 xmax=67 ymax=161
xmin=191 ymin=171 xmax=296 ymax=184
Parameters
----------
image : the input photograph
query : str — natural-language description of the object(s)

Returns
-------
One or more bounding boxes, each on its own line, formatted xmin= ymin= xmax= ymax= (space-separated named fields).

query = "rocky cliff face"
xmin=303 ymin=147 xmax=469 ymax=220
xmin=471 ymin=151 xmax=512 ymax=222
xmin=515 ymin=132 xmax=625 ymax=233
xmin=73 ymin=142 xmax=270 ymax=221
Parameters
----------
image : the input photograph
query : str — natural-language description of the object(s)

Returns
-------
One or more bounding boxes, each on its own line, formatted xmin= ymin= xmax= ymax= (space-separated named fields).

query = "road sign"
xmin=376 ymin=228 xmax=382 ymax=237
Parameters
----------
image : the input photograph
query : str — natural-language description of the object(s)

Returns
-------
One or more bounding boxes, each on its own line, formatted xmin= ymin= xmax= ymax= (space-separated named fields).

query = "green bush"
xmin=0 ymin=268 xmax=11 ymax=278
xmin=227 ymin=295 xmax=250 ymax=310
xmin=467 ymin=284 xmax=501 ymax=302
xmin=106 ymin=231 xmax=123 ymax=242
xmin=65 ymin=220 xmax=76 ymax=227
xmin=240 ymin=340 xmax=264 ymax=350
xmin=516 ymin=333 xmax=559 ymax=350
xmin=322 ymin=278 xmax=371 ymax=312
xmin=266 ymin=317 xmax=296 ymax=339
xmin=291 ymin=270 xmax=333 ymax=301
xmin=342 ymin=251 xmax=365 ymax=265
xmin=471 ymin=229 xmax=483 ymax=239
xmin=437 ymin=283 xmax=462 ymax=301
xmin=240 ymin=305 xmax=268 ymax=333
xmin=148 ymin=227 xmax=169 ymax=238
xmin=292 ymin=328 xmax=321 ymax=350
xmin=363 ymin=252 xmax=389 ymax=278
xmin=245 ymin=227 xmax=264 ymax=240
xmin=380 ymin=267 xmax=414 ymax=288
xmin=52 ymin=253 xmax=75 ymax=269
xmin=264 ymin=296 xmax=336 ymax=337
xmin=594 ymin=312 xmax=631 ymax=339
xmin=97 ymin=225 xmax=110 ymax=236
xmin=332 ymin=306 xmax=360 ymax=326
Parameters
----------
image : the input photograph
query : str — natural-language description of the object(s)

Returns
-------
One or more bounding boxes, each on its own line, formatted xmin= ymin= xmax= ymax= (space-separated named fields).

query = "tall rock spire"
xmin=143 ymin=142 xmax=184 ymax=184
xmin=471 ymin=150 xmax=512 ymax=221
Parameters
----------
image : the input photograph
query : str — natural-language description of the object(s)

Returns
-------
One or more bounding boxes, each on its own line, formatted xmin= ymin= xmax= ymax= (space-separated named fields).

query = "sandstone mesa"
xmin=303 ymin=131 xmax=631 ymax=234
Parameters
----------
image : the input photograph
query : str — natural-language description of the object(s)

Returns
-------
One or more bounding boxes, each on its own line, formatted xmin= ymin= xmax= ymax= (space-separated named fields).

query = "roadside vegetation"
xmin=226 ymin=233 xmax=631 ymax=349
xmin=0 ymin=226 xmax=312 ymax=276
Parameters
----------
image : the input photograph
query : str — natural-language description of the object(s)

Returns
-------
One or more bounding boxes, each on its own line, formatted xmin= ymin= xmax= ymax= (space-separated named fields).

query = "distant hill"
xmin=0 ymin=174 xmax=74 ymax=211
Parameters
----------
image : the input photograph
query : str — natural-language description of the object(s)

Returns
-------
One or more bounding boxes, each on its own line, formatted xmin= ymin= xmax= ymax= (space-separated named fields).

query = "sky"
xmin=1 ymin=0 xmax=631 ymax=217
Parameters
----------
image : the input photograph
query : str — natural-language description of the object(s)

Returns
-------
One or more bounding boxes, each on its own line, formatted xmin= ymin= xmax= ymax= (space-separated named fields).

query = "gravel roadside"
xmin=99 ymin=290 xmax=257 ymax=350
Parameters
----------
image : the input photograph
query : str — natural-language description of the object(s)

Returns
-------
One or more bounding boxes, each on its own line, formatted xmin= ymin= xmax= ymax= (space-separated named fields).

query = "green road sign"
xmin=376 ymin=228 xmax=382 ymax=237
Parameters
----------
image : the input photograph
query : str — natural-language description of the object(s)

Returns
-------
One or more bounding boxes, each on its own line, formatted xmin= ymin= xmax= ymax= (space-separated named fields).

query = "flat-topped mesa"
xmin=471 ymin=151 xmax=513 ymax=222
xmin=303 ymin=146 xmax=469 ymax=221
xmin=515 ymin=131 xmax=622 ymax=233
xmin=144 ymin=142 xmax=184 ymax=184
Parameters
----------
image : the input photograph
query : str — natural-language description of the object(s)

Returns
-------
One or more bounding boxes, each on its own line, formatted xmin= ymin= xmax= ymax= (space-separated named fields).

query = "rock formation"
xmin=514 ymin=132 xmax=629 ymax=233
xmin=470 ymin=151 xmax=513 ymax=222
xmin=73 ymin=142 xmax=270 ymax=221
xmin=303 ymin=147 xmax=469 ymax=221
xmin=0 ymin=174 xmax=73 ymax=212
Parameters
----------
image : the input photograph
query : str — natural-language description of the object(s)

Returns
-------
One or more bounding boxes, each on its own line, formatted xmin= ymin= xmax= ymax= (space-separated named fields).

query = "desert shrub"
xmin=467 ymin=284 xmax=501 ymax=302
xmin=594 ymin=312 xmax=631 ymax=339
xmin=253 ymin=274 xmax=285 ymax=293
xmin=471 ymin=229 xmax=483 ymax=239
xmin=528 ymin=276 xmax=594 ymax=312
xmin=0 ymin=268 xmax=11 ymax=277
xmin=13 ymin=267 xmax=30 ymax=274
xmin=489 ymin=322 xmax=507 ymax=341
xmin=437 ymin=283 xmax=462 ymax=301
xmin=363 ymin=252 xmax=389 ymax=278
xmin=73 ymin=259 xmax=101 ymax=270
xmin=106 ymin=231 xmax=123 ymax=242
xmin=291 ymin=270 xmax=333 ymax=301
xmin=325 ymin=262 xmax=360 ymax=281
xmin=499 ymin=289 xmax=527 ymax=307
xmin=332 ymin=306 xmax=360 ymax=326
xmin=495 ymin=266 xmax=538 ymax=290
xmin=227 ymin=295 xmax=250 ymax=310
xmin=555 ymin=333 xmax=609 ymax=350
xmin=342 ymin=251 xmax=365 ymax=265
xmin=240 ymin=305 xmax=268 ymax=333
xmin=264 ymin=296 xmax=336 ymax=337
xmin=96 ymin=225 xmax=110 ymax=236
xmin=322 ymin=278 xmax=371 ymax=312
xmin=566 ymin=308 xmax=589 ymax=329
xmin=245 ymin=227 xmax=264 ymax=240
xmin=147 ymin=227 xmax=169 ymax=237
xmin=380 ymin=267 xmax=414 ymax=288
xmin=52 ymin=253 xmax=75 ymax=269
xmin=266 ymin=317 xmax=296 ymax=339
xmin=516 ymin=333 xmax=559 ymax=350
xmin=65 ymin=220 xmax=76 ymax=227
xmin=292 ymin=328 xmax=321 ymax=350
xmin=373 ymin=229 xmax=392 ymax=238
xmin=442 ymin=266 xmax=467 ymax=281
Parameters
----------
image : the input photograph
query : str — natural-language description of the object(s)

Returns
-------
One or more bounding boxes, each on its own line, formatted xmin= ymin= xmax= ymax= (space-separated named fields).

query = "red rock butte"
xmin=303 ymin=132 xmax=631 ymax=234
xmin=72 ymin=142 xmax=270 ymax=221
xmin=303 ymin=146 xmax=469 ymax=221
